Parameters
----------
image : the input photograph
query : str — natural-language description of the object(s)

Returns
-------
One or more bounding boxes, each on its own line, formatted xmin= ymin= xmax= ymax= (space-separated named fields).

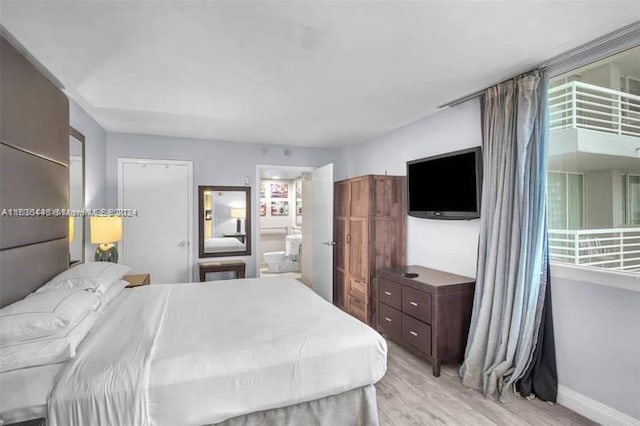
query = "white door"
xmin=311 ymin=163 xmax=334 ymax=302
xmin=118 ymin=159 xmax=193 ymax=283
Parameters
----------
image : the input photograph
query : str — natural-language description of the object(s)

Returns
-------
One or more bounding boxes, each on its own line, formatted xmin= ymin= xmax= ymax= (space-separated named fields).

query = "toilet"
xmin=263 ymin=234 xmax=302 ymax=273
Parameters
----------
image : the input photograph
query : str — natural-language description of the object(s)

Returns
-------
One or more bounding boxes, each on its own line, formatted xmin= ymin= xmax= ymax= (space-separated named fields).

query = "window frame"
xmin=545 ymin=38 xmax=640 ymax=290
xmin=548 ymin=170 xmax=585 ymax=230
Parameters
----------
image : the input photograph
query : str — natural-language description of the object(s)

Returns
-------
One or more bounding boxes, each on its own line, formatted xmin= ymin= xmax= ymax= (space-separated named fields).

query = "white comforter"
xmin=48 ymin=278 xmax=387 ymax=426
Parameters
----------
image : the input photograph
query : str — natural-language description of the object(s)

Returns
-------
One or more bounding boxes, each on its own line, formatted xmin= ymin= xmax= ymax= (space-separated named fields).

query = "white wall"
xmin=335 ymin=99 xmax=482 ymax=278
xmin=552 ymin=277 xmax=640 ymax=421
xmin=105 ymin=132 xmax=335 ymax=278
xmin=69 ymin=99 xmax=107 ymax=261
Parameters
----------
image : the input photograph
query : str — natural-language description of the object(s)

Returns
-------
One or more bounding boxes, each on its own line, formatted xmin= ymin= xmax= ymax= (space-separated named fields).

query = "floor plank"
xmin=376 ymin=341 xmax=596 ymax=426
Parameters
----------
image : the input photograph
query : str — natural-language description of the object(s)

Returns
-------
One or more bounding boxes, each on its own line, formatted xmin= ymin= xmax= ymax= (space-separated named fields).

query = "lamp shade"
xmin=68 ymin=216 xmax=75 ymax=243
xmin=90 ymin=216 xmax=122 ymax=244
xmin=230 ymin=208 xmax=246 ymax=219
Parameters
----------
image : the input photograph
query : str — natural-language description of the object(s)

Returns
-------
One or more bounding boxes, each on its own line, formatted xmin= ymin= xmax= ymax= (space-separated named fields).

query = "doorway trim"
xmin=117 ymin=157 xmax=194 ymax=282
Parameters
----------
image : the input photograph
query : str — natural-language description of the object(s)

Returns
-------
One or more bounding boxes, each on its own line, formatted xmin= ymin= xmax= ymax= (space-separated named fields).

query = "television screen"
xmin=407 ymin=147 xmax=482 ymax=219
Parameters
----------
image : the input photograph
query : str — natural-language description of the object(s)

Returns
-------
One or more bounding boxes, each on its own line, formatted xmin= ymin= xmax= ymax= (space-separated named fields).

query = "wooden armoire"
xmin=333 ymin=175 xmax=406 ymax=325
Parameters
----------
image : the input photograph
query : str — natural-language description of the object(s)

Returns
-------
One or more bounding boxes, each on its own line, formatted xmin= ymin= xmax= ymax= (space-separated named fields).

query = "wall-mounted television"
xmin=407 ymin=147 xmax=482 ymax=220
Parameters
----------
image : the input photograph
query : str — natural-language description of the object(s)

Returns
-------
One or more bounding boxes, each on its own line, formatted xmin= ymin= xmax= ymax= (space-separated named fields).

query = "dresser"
xmin=333 ymin=175 xmax=406 ymax=325
xmin=377 ymin=265 xmax=475 ymax=376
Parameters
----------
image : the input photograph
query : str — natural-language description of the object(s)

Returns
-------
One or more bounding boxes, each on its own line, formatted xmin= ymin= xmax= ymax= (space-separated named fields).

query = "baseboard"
xmin=557 ymin=385 xmax=640 ymax=426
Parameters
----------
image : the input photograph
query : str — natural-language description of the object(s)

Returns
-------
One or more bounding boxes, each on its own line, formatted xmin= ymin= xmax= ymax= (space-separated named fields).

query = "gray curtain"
xmin=460 ymin=71 xmax=549 ymax=402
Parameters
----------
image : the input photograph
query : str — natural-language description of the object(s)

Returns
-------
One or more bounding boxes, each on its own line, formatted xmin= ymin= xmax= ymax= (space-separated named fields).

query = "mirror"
xmin=198 ymin=186 xmax=251 ymax=258
xmin=69 ymin=127 xmax=85 ymax=264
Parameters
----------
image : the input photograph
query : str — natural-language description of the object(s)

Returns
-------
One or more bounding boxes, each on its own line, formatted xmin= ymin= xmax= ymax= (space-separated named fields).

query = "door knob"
xmin=177 ymin=240 xmax=187 ymax=247
xmin=323 ymin=241 xmax=337 ymax=246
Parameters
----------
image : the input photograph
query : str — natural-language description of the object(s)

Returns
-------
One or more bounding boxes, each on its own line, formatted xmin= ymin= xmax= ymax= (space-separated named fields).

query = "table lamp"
xmin=68 ymin=216 xmax=75 ymax=242
xmin=230 ymin=208 xmax=245 ymax=233
xmin=90 ymin=216 xmax=122 ymax=263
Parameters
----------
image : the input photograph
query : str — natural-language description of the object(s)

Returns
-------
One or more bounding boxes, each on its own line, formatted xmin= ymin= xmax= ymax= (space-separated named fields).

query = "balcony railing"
xmin=549 ymin=81 xmax=640 ymax=137
xmin=549 ymin=227 xmax=640 ymax=272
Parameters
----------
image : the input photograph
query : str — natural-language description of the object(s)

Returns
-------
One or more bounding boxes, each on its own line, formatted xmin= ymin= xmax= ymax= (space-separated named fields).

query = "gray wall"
xmin=335 ymin=99 xmax=482 ymax=278
xmin=69 ymin=99 xmax=107 ymax=261
xmin=105 ymin=132 xmax=336 ymax=278
xmin=334 ymin=98 xmax=640 ymax=421
xmin=552 ymin=276 xmax=640 ymax=420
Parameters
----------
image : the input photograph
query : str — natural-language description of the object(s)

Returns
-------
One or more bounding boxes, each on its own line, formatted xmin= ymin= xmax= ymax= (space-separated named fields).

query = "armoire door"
xmin=346 ymin=176 xmax=370 ymax=322
xmin=333 ymin=181 xmax=350 ymax=309
xmin=347 ymin=176 xmax=370 ymax=286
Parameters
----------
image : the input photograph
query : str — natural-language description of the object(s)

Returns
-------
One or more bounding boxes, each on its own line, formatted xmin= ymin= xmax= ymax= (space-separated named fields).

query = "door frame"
xmin=117 ymin=157 xmax=194 ymax=282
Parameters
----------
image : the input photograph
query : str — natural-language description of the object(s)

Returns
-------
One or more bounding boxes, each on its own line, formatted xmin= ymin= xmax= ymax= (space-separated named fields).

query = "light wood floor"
xmin=376 ymin=341 xmax=596 ymax=426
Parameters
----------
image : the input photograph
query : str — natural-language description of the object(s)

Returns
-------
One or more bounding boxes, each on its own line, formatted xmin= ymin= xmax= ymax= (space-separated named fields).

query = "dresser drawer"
xmin=347 ymin=293 xmax=367 ymax=323
xmin=402 ymin=286 xmax=432 ymax=323
xmin=402 ymin=314 xmax=432 ymax=355
xmin=379 ymin=278 xmax=401 ymax=310
xmin=378 ymin=303 xmax=402 ymax=340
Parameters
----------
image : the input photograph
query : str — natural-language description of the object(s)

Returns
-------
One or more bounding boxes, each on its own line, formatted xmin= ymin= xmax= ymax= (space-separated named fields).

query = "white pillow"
xmin=0 ymin=314 xmax=67 ymax=346
xmin=42 ymin=262 xmax=130 ymax=289
xmin=36 ymin=277 xmax=108 ymax=295
xmin=0 ymin=290 xmax=100 ymax=346
xmin=0 ymin=311 xmax=97 ymax=373
xmin=99 ymin=280 xmax=128 ymax=306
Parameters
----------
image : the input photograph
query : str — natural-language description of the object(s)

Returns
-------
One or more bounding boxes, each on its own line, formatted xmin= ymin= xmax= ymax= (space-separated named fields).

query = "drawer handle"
xmin=384 ymin=291 xmax=392 ymax=296
xmin=410 ymin=301 xmax=419 ymax=306
xmin=409 ymin=331 xmax=419 ymax=337
xmin=384 ymin=317 xmax=392 ymax=322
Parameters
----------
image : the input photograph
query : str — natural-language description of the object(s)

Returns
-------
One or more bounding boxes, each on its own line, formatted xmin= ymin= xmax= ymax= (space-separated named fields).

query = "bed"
xmin=204 ymin=236 xmax=246 ymax=252
xmin=1 ymin=277 xmax=387 ymax=425
xmin=0 ymin=38 xmax=386 ymax=426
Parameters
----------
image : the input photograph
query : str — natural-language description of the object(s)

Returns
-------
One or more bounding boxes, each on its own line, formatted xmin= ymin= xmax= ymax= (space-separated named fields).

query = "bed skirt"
xmin=6 ymin=386 xmax=379 ymax=426
xmin=214 ymin=385 xmax=379 ymax=426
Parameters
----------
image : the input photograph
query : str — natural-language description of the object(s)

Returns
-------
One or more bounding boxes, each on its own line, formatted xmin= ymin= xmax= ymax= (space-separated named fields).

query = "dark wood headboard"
xmin=0 ymin=36 xmax=70 ymax=307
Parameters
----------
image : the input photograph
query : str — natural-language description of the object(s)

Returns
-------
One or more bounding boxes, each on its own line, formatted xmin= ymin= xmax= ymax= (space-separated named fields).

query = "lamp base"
xmin=95 ymin=244 xmax=119 ymax=263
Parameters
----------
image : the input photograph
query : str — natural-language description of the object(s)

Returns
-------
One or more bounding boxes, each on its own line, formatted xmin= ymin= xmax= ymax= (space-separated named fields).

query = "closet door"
xmin=119 ymin=159 xmax=193 ymax=283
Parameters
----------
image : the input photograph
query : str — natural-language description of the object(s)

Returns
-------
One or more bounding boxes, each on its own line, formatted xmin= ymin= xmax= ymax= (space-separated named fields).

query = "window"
xmin=547 ymin=46 xmax=640 ymax=275
xmin=624 ymin=174 xmax=640 ymax=226
xmin=548 ymin=172 xmax=584 ymax=230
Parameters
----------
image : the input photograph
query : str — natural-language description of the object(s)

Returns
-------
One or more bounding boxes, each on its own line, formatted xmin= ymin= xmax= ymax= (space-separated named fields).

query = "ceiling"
xmin=1 ymin=1 xmax=639 ymax=148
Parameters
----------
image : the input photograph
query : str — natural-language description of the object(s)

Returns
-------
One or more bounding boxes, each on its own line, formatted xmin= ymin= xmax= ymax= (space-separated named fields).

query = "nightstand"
xmin=123 ymin=273 xmax=151 ymax=288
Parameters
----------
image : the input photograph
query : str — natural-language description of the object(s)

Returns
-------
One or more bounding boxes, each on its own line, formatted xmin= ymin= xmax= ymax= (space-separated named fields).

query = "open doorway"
xmin=256 ymin=165 xmax=314 ymax=281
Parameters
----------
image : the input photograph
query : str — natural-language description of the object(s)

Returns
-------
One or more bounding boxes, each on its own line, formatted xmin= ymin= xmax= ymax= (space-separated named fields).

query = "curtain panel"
xmin=460 ymin=71 xmax=552 ymax=402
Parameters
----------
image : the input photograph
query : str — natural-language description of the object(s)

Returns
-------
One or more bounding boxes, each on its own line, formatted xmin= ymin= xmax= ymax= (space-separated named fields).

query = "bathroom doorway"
xmin=256 ymin=165 xmax=314 ymax=281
